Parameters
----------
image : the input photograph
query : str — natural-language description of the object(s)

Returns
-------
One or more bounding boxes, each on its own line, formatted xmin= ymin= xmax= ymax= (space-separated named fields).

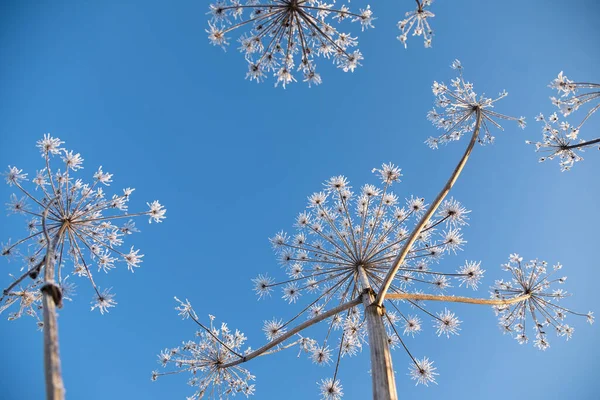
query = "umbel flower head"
xmin=425 ymin=60 xmax=526 ymax=149
xmin=527 ymin=71 xmax=600 ymax=171
xmin=398 ymin=0 xmax=435 ymax=48
xmin=492 ymin=254 xmax=593 ymax=350
xmin=206 ymin=0 xmax=374 ymax=87
xmin=1 ymin=134 xmax=166 ymax=321
xmin=319 ymin=377 xmax=343 ymax=400
xmin=253 ymin=163 xmax=482 ymax=392
xmin=527 ymin=112 xmax=584 ymax=171
xmin=153 ymin=298 xmax=255 ymax=400
xmin=548 ymin=71 xmax=600 ymax=119
xmin=262 ymin=163 xmax=473 ymax=306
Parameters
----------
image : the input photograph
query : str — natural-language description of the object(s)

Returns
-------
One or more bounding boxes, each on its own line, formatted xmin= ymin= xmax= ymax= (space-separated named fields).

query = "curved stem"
xmin=220 ymin=297 xmax=361 ymax=369
xmin=385 ymin=292 xmax=531 ymax=306
xmin=375 ymin=109 xmax=483 ymax=307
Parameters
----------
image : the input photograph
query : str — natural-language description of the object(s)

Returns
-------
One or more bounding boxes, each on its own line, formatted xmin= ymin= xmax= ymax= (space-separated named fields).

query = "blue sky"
xmin=1 ymin=0 xmax=599 ymax=399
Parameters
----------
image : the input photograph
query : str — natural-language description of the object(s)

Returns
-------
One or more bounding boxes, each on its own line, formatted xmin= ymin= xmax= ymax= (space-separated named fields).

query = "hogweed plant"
xmin=151 ymin=62 xmax=592 ymax=400
xmin=0 ymin=134 xmax=166 ymax=400
xmin=527 ymin=71 xmax=600 ymax=171
xmin=206 ymin=0 xmax=374 ymax=87
xmin=398 ymin=0 xmax=435 ymax=48
xmin=153 ymin=166 xmax=592 ymax=399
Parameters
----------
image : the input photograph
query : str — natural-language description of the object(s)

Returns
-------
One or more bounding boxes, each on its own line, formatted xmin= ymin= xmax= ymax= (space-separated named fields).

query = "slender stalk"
xmin=358 ymin=266 xmax=397 ymax=400
xmin=564 ymin=137 xmax=600 ymax=150
xmin=385 ymin=293 xmax=531 ymax=306
xmin=41 ymin=198 xmax=66 ymax=400
xmin=220 ymin=297 xmax=361 ymax=369
xmin=375 ymin=109 xmax=483 ymax=307
xmin=187 ymin=312 xmax=243 ymax=359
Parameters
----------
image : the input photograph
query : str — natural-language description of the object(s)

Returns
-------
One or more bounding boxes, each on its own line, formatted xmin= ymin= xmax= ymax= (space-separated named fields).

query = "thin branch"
xmin=220 ymin=297 xmax=362 ymax=369
xmin=187 ymin=311 xmax=243 ymax=359
xmin=385 ymin=292 xmax=531 ymax=306
xmin=564 ymin=137 xmax=600 ymax=150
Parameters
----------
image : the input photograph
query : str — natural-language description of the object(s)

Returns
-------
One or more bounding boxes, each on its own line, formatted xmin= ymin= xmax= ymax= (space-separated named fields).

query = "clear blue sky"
xmin=1 ymin=0 xmax=599 ymax=399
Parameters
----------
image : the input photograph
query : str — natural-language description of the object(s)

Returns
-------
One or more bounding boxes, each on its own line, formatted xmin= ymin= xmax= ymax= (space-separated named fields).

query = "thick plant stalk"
xmin=375 ymin=109 xmax=483 ymax=307
xmin=42 ymin=284 xmax=64 ymax=400
xmin=41 ymin=199 xmax=65 ymax=400
xmin=358 ymin=266 xmax=397 ymax=400
xmin=385 ymin=292 xmax=531 ymax=306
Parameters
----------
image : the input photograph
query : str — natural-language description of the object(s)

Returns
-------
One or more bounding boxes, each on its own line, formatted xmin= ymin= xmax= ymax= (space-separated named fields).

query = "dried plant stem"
xmin=42 ymin=287 xmax=65 ymax=400
xmin=42 ymin=198 xmax=65 ymax=400
xmin=375 ymin=109 xmax=483 ymax=307
xmin=564 ymin=137 xmax=600 ymax=150
xmin=358 ymin=266 xmax=398 ymax=400
xmin=220 ymin=297 xmax=362 ymax=369
xmin=385 ymin=293 xmax=531 ymax=306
